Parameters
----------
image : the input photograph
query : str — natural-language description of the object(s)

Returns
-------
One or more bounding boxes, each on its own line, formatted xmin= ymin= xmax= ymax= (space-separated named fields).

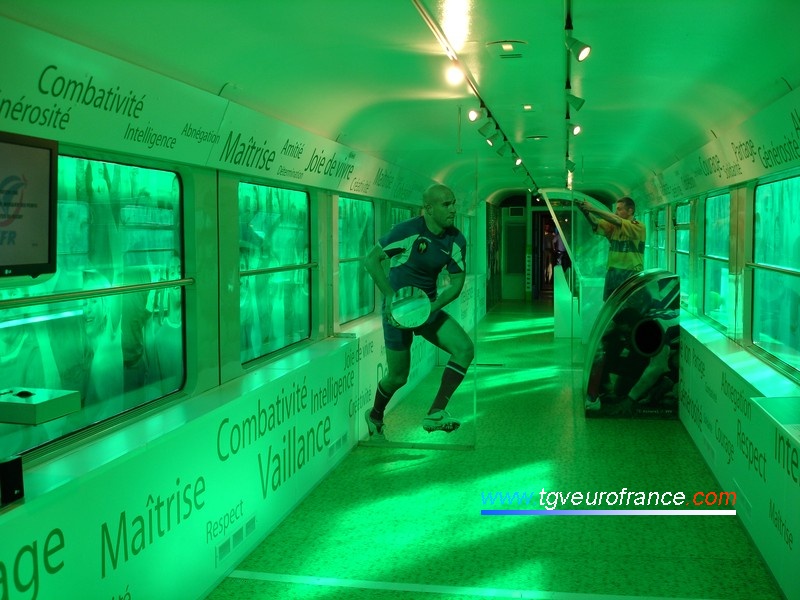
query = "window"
xmin=751 ymin=177 xmax=800 ymax=373
xmin=0 ymin=157 xmax=183 ymax=456
xmin=673 ymin=202 xmax=691 ymax=307
xmin=338 ymin=196 xmax=374 ymax=324
xmin=645 ymin=208 xmax=667 ymax=270
xmin=238 ymin=183 xmax=310 ymax=362
xmin=457 ymin=214 xmax=474 ymax=260
xmin=390 ymin=206 xmax=413 ymax=227
xmin=702 ymin=193 xmax=730 ymax=329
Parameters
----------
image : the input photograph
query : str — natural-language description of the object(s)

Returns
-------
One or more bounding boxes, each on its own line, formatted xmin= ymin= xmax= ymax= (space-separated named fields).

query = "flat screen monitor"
xmin=0 ymin=131 xmax=58 ymax=278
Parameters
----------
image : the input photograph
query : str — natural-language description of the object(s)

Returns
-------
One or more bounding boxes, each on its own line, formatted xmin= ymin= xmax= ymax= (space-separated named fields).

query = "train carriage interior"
xmin=1 ymin=1 xmax=799 ymax=599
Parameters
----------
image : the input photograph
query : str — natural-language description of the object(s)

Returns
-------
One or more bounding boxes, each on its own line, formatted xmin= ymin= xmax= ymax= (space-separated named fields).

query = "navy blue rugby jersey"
xmin=379 ymin=216 xmax=467 ymax=299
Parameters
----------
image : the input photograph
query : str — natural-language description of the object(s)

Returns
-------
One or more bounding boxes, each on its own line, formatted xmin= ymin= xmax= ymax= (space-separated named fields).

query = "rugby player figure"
xmin=362 ymin=184 xmax=474 ymax=439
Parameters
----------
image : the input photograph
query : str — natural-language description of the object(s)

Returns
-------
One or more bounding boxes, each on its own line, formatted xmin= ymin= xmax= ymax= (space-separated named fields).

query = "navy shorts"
xmin=382 ymin=307 xmax=449 ymax=351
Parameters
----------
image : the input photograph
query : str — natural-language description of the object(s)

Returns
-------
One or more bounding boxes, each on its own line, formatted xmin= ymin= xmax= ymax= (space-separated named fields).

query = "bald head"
xmin=423 ymin=184 xmax=455 ymax=207
xmin=422 ymin=184 xmax=457 ymax=233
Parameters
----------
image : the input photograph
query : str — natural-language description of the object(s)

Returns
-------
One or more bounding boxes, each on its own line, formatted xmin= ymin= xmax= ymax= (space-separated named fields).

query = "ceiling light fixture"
xmin=565 ymin=35 xmax=591 ymax=61
xmin=414 ymin=0 xmax=532 ymax=183
xmin=468 ymin=103 xmax=524 ymax=171
xmin=566 ymin=92 xmax=585 ymax=112
xmin=570 ymin=123 xmax=582 ymax=136
xmin=496 ymin=142 xmax=512 ymax=156
xmin=468 ymin=107 xmax=487 ymax=122
xmin=478 ymin=119 xmax=496 ymax=138
xmin=445 ymin=64 xmax=465 ymax=85
xmin=486 ymin=131 xmax=503 ymax=147
xmin=565 ymin=4 xmax=591 ymax=62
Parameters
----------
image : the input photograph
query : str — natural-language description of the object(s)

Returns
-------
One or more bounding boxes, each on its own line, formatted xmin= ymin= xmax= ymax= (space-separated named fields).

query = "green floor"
xmin=206 ymin=301 xmax=783 ymax=600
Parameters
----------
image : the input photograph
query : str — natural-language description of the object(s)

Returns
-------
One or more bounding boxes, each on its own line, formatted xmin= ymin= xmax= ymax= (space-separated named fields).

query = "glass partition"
xmin=542 ymin=189 xmax=610 ymax=344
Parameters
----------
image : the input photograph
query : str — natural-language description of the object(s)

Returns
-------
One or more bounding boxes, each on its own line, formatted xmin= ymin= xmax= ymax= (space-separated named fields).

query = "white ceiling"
xmin=2 ymin=0 xmax=798 ymax=205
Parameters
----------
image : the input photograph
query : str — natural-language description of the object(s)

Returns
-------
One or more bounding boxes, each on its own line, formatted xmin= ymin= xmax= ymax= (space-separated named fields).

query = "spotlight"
xmin=478 ymin=119 xmax=496 ymax=138
xmin=496 ymin=142 xmax=512 ymax=156
xmin=566 ymin=158 xmax=576 ymax=172
xmin=468 ymin=107 xmax=487 ymax=122
xmin=446 ymin=64 xmax=465 ymax=85
xmin=486 ymin=131 xmax=503 ymax=147
xmin=570 ymin=123 xmax=582 ymax=136
xmin=566 ymin=92 xmax=585 ymax=112
xmin=513 ymin=154 xmax=523 ymax=166
xmin=566 ymin=35 xmax=591 ymax=61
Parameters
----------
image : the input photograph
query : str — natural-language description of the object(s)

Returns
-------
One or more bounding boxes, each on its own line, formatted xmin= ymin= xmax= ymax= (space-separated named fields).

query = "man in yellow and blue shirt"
xmin=580 ymin=197 xmax=645 ymax=300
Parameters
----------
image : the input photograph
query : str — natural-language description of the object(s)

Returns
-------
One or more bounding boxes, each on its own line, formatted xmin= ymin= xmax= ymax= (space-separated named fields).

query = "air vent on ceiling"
xmin=486 ymin=39 xmax=527 ymax=60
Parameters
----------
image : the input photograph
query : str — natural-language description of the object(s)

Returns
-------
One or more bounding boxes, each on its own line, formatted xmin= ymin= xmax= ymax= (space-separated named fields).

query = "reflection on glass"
xmin=486 ymin=203 xmax=501 ymax=306
xmin=752 ymin=269 xmax=800 ymax=371
xmin=645 ymin=208 xmax=666 ymax=271
xmin=676 ymin=230 xmax=689 ymax=252
xmin=0 ymin=288 xmax=184 ymax=455
xmin=458 ymin=214 xmax=473 ymax=252
xmin=240 ymin=270 xmax=310 ymax=363
xmin=675 ymin=203 xmax=690 ymax=224
xmin=702 ymin=194 xmax=729 ymax=328
xmin=391 ymin=206 xmax=413 ymax=227
xmin=754 ymin=178 xmax=800 ymax=271
xmin=147 ymin=253 xmax=185 ymax=396
xmin=338 ymin=197 xmax=374 ymax=324
xmin=655 ymin=225 xmax=666 ymax=269
xmin=0 ymin=157 xmax=183 ymax=456
xmin=705 ymin=193 xmax=730 ymax=259
xmin=238 ymin=183 xmax=310 ymax=362
xmin=673 ymin=202 xmax=691 ymax=308
xmin=703 ymin=259 xmax=728 ymax=328
xmin=656 ymin=209 xmax=666 ymax=228
xmin=676 ymin=253 xmax=689 ymax=307
xmin=752 ymin=176 xmax=800 ymax=373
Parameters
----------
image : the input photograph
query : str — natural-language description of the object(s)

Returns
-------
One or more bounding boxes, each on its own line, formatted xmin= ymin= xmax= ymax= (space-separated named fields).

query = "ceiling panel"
xmin=2 ymin=0 xmax=799 ymax=205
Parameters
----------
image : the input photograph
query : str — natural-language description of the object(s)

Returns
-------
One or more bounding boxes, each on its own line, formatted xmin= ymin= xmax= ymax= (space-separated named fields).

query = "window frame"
xmin=236 ymin=181 xmax=313 ymax=363
xmin=744 ymin=174 xmax=800 ymax=380
xmin=0 ymin=150 xmax=193 ymax=458
xmin=699 ymin=191 xmax=732 ymax=332
xmin=336 ymin=195 xmax=376 ymax=325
